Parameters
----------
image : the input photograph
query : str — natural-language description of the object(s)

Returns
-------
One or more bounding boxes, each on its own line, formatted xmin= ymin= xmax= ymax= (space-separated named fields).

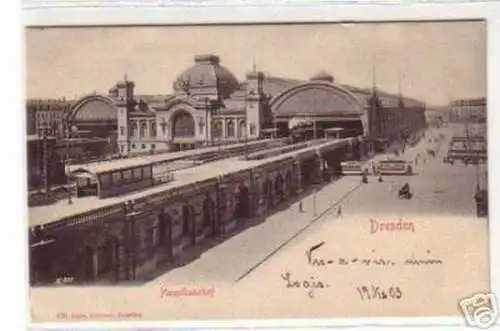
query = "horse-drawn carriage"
xmin=398 ymin=183 xmax=413 ymax=199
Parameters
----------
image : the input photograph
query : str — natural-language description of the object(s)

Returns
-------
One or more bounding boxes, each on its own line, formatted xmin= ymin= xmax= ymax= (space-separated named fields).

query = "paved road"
xmin=345 ymin=124 xmax=487 ymax=218
xmin=147 ymin=123 xmax=487 ymax=287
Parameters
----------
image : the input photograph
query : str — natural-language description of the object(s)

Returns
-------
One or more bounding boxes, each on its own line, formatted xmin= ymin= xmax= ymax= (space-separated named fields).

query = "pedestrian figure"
xmin=298 ymin=200 xmax=304 ymax=213
xmin=337 ymin=205 xmax=342 ymax=218
xmin=378 ymin=175 xmax=383 ymax=182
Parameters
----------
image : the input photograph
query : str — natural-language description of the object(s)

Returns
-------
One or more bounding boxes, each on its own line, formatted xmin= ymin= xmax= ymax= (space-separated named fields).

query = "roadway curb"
xmin=234 ymin=181 xmax=363 ymax=283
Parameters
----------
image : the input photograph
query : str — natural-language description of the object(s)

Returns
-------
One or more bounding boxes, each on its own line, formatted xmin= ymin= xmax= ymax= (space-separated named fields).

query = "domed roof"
xmin=173 ymin=54 xmax=240 ymax=98
xmin=310 ymin=71 xmax=335 ymax=83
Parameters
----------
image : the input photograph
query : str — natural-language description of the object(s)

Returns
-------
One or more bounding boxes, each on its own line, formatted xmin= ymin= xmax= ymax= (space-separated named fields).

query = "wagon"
xmin=398 ymin=183 xmax=412 ymax=199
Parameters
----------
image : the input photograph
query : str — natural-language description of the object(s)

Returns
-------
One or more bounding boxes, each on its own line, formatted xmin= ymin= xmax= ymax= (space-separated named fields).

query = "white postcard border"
xmin=17 ymin=2 xmax=500 ymax=329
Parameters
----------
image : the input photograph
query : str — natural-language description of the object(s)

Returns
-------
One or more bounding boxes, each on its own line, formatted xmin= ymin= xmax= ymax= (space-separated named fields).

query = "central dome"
xmin=173 ymin=54 xmax=240 ymax=99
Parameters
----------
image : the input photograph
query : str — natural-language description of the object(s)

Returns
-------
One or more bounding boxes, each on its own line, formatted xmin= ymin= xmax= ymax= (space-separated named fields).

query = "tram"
xmin=339 ymin=161 xmax=366 ymax=175
xmin=376 ymin=159 xmax=413 ymax=175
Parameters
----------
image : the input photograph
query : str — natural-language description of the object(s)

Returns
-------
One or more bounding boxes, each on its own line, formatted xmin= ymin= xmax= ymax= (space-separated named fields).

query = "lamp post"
xmin=65 ymin=120 xmax=72 ymax=205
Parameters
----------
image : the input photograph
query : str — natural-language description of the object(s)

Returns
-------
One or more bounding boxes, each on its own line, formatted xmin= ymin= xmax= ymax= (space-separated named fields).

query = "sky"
xmin=25 ymin=21 xmax=486 ymax=106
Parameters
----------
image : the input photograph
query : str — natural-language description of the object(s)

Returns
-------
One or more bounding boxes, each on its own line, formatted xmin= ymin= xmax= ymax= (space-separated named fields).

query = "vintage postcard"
xmin=26 ymin=20 xmax=493 ymax=326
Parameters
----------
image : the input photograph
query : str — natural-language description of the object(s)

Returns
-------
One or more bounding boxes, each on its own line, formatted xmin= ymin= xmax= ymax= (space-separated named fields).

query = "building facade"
xmin=373 ymin=92 xmax=427 ymax=145
xmin=27 ymin=99 xmax=75 ymax=139
xmin=63 ymin=54 xmax=426 ymax=157
xmin=450 ymin=97 xmax=486 ymax=122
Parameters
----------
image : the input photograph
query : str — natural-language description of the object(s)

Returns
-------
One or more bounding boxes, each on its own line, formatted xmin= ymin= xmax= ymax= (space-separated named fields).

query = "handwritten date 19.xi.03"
xmin=356 ymin=285 xmax=403 ymax=301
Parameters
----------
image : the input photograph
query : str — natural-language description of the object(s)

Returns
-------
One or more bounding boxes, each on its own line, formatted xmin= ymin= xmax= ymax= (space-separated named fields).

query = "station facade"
xmin=64 ymin=54 xmax=426 ymax=156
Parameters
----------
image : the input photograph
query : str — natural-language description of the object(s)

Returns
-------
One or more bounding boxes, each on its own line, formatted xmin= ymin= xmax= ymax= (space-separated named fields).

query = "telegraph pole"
xmin=370 ymin=55 xmax=379 ymax=154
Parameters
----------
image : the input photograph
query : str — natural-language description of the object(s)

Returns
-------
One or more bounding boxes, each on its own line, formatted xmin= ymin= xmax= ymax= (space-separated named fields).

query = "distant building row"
xmin=449 ymin=97 xmax=486 ymax=122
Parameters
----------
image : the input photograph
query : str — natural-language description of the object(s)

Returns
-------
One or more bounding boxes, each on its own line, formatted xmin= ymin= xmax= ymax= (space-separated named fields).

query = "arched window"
xmin=130 ymin=121 xmax=138 ymax=137
xmin=213 ymin=120 xmax=223 ymax=138
xmin=238 ymin=120 xmax=246 ymax=139
xmin=139 ymin=121 xmax=147 ymax=138
xmin=227 ymin=120 xmax=235 ymax=137
xmin=150 ymin=121 xmax=156 ymax=138
xmin=172 ymin=111 xmax=195 ymax=137
xmin=250 ymin=123 xmax=256 ymax=135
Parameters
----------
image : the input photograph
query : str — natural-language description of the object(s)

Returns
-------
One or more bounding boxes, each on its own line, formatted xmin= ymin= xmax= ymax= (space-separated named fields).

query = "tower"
xmin=114 ymin=75 xmax=136 ymax=155
xmin=368 ymin=64 xmax=381 ymax=141
xmin=245 ymin=68 xmax=265 ymax=139
xmin=397 ymin=74 xmax=405 ymax=141
xmin=397 ymin=74 xmax=405 ymax=109
xmin=116 ymin=74 xmax=135 ymax=101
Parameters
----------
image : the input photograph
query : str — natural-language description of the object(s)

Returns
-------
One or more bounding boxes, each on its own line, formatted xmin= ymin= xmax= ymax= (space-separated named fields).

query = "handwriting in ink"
xmin=356 ymin=285 xmax=403 ymax=301
xmin=280 ymin=272 xmax=329 ymax=298
xmin=306 ymin=241 xmax=335 ymax=266
xmin=306 ymin=245 xmax=397 ymax=267
xmin=305 ymin=244 xmax=442 ymax=268
xmin=404 ymin=250 xmax=443 ymax=265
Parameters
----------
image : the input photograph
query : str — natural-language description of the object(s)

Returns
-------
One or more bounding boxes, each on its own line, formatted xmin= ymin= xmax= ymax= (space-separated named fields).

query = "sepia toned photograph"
xmin=26 ymin=20 xmax=490 ymax=323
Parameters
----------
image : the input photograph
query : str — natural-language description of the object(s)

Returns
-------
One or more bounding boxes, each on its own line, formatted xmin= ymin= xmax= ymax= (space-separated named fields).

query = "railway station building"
xmin=65 ymin=54 xmax=426 ymax=156
xmin=28 ymin=54 xmax=427 ymax=285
